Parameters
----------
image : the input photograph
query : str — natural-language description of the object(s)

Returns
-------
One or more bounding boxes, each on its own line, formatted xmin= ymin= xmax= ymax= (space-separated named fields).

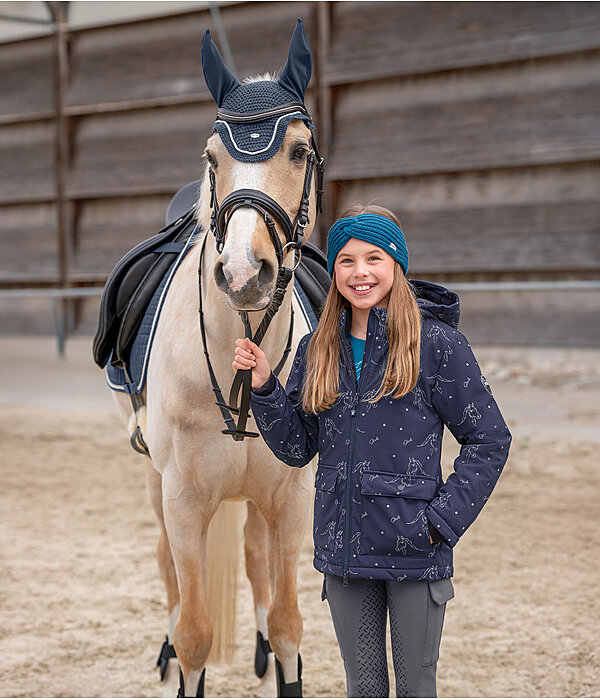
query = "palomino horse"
xmin=112 ymin=21 xmax=320 ymax=698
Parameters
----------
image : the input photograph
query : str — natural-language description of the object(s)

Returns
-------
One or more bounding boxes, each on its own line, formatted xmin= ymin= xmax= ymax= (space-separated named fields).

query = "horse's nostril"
xmin=214 ymin=261 xmax=231 ymax=293
xmin=257 ymin=259 xmax=275 ymax=290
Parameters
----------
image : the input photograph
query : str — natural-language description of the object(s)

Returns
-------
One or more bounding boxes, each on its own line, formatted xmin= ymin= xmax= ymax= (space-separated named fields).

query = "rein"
xmin=200 ymin=103 xmax=324 ymax=441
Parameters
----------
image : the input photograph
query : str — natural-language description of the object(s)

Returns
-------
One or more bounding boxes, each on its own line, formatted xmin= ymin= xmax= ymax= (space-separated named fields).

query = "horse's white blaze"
xmin=220 ymin=161 xmax=267 ymax=293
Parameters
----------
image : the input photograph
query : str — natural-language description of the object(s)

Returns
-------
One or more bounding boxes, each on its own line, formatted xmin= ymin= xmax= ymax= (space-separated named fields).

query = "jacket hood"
xmin=411 ymin=279 xmax=460 ymax=329
xmin=339 ymin=280 xmax=460 ymax=336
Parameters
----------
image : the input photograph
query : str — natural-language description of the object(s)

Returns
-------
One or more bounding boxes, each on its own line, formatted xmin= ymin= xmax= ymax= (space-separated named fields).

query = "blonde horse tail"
xmin=205 ymin=500 xmax=244 ymax=664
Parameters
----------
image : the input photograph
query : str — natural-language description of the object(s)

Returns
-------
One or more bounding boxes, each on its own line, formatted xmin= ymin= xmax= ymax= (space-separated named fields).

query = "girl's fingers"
xmin=232 ymin=358 xmax=256 ymax=370
xmin=234 ymin=346 xmax=254 ymax=359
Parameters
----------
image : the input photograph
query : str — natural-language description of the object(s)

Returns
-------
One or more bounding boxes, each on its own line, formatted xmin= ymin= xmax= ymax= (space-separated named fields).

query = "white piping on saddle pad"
xmin=214 ymin=111 xmax=305 ymax=155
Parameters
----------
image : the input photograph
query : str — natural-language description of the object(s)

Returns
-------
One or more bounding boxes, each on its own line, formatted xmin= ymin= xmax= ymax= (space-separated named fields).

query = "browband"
xmin=216 ymin=103 xmax=310 ymax=124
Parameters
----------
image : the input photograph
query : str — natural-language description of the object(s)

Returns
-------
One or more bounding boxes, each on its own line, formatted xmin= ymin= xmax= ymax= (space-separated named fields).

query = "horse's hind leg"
xmin=145 ymin=461 xmax=181 ymax=697
xmin=245 ymin=501 xmax=277 ymax=696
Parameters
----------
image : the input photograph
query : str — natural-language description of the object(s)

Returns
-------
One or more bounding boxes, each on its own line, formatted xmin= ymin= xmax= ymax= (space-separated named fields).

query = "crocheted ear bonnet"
xmin=201 ymin=19 xmax=314 ymax=162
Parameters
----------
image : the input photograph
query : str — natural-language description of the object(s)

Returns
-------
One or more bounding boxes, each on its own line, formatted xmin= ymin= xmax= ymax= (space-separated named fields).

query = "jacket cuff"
xmin=424 ymin=506 xmax=460 ymax=548
xmin=251 ymin=372 xmax=276 ymax=396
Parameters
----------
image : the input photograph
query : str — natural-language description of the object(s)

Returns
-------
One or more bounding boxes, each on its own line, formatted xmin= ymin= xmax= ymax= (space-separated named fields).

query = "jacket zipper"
xmin=341 ymin=320 xmax=375 ymax=586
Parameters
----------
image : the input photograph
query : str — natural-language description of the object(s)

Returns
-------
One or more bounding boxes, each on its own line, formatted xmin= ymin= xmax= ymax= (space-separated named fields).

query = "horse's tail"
xmin=205 ymin=500 xmax=244 ymax=664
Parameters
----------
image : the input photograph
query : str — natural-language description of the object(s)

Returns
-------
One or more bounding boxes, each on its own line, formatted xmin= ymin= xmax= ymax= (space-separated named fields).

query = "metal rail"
xmin=2 ymin=279 xmax=600 ymax=300
xmin=2 ymin=280 xmax=598 ymax=357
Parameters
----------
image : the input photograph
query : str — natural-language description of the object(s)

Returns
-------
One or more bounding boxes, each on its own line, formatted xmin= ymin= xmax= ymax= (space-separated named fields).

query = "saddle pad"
xmin=106 ymin=227 xmax=198 ymax=395
xmin=106 ymin=243 xmax=319 ymax=396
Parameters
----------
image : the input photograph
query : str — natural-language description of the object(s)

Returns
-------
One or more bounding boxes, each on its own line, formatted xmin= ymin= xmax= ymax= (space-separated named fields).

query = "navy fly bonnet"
xmin=202 ymin=18 xmax=314 ymax=162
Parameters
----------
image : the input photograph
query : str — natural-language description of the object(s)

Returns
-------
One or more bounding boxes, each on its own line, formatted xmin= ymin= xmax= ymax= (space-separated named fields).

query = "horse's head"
xmin=199 ymin=19 xmax=323 ymax=311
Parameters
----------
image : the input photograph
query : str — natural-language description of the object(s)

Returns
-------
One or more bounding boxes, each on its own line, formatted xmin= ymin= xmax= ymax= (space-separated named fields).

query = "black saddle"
xmin=92 ymin=180 xmax=330 ymax=371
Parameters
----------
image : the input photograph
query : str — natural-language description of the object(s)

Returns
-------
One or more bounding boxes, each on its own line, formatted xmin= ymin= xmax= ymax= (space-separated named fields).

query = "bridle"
xmin=198 ymin=102 xmax=324 ymax=441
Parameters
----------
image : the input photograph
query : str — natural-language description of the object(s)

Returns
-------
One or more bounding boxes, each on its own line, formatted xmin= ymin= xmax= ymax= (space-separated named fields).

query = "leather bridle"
xmin=199 ymin=103 xmax=324 ymax=441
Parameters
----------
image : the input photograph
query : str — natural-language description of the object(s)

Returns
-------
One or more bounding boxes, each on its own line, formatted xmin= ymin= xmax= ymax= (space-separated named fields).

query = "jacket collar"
xmin=338 ymin=305 xmax=388 ymax=343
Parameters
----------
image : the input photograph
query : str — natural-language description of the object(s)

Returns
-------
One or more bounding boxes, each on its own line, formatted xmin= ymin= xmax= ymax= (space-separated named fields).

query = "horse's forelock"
xmin=242 ymin=72 xmax=279 ymax=84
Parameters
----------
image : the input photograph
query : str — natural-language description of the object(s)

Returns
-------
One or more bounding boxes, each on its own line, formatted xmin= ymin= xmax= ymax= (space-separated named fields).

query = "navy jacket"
xmin=250 ymin=280 xmax=512 ymax=582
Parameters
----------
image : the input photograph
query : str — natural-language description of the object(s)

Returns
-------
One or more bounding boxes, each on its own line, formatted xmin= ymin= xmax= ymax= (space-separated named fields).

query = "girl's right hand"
xmin=233 ymin=338 xmax=272 ymax=389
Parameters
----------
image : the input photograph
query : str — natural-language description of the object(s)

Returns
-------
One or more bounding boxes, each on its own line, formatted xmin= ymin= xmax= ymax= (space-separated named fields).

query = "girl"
xmin=233 ymin=204 xmax=512 ymax=697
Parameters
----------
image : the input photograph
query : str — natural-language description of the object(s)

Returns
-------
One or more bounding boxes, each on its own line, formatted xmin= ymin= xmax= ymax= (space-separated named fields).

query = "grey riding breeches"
xmin=324 ymin=574 xmax=454 ymax=698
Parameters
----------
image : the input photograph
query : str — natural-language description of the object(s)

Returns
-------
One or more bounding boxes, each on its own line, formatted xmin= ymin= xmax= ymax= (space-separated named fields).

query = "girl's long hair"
xmin=302 ymin=204 xmax=422 ymax=414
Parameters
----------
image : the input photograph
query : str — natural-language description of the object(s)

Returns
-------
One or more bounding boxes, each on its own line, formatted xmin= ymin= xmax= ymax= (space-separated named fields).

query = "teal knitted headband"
xmin=326 ymin=213 xmax=409 ymax=276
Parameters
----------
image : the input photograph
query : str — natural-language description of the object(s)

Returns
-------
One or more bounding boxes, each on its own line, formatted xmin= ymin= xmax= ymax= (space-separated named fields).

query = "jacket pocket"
xmin=313 ymin=464 xmax=341 ymax=553
xmin=360 ymin=469 xmax=438 ymax=557
xmin=423 ymin=578 xmax=454 ymax=666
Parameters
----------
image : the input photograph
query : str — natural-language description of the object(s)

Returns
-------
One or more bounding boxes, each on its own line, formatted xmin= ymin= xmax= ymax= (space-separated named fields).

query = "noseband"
xmin=199 ymin=103 xmax=324 ymax=441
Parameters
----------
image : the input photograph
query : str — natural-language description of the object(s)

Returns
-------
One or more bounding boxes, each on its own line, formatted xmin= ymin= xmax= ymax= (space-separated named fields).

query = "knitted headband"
xmin=326 ymin=213 xmax=409 ymax=276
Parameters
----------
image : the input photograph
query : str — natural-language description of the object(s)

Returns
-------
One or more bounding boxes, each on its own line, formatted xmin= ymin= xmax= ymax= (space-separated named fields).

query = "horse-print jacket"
xmin=250 ymin=280 xmax=512 ymax=582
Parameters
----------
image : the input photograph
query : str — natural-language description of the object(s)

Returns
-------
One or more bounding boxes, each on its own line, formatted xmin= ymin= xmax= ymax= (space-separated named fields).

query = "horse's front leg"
xmin=244 ymin=501 xmax=277 ymax=696
xmin=261 ymin=489 xmax=311 ymax=698
xmin=163 ymin=472 xmax=216 ymax=698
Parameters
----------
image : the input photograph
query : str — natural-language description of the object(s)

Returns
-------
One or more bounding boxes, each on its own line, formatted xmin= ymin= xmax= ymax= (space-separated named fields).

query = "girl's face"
xmin=334 ymin=238 xmax=396 ymax=314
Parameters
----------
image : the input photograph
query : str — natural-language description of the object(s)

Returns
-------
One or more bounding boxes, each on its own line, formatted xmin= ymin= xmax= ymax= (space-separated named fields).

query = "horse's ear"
xmin=201 ymin=29 xmax=240 ymax=107
xmin=277 ymin=18 xmax=312 ymax=103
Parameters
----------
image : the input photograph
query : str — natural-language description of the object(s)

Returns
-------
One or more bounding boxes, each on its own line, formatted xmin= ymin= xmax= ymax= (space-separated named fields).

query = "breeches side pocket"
xmin=423 ymin=578 xmax=454 ymax=666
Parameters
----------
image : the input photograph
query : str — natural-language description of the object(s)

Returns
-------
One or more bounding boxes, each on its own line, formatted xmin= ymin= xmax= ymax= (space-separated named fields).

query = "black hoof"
xmin=177 ymin=668 xmax=206 ymax=698
xmin=156 ymin=635 xmax=177 ymax=681
xmin=275 ymin=655 xmax=303 ymax=698
xmin=255 ymin=630 xmax=272 ymax=678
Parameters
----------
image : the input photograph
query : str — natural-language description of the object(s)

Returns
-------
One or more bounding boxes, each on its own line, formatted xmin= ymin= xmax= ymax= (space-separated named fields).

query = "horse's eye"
xmin=292 ymin=146 xmax=309 ymax=162
xmin=205 ymin=151 xmax=217 ymax=168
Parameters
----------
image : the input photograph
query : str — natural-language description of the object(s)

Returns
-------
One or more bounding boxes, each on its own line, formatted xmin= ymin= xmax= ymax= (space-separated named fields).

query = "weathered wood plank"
xmin=0 ymin=121 xmax=55 ymax=203
xmin=0 ymin=204 xmax=58 ymax=282
xmin=336 ymin=164 xmax=600 ymax=274
xmin=0 ymin=298 xmax=58 ymax=334
xmin=406 ymin=202 xmax=600 ymax=274
xmin=68 ymin=196 xmax=173 ymax=278
xmin=328 ymin=58 xmax=600 ymax=179
xmin=66 ymin=104 xmax=209 ymax=198
xmin=326 ymin=1 xmax=600 ymax=85
xmin=65 ymin=2 xmax=314 ymax=108
xmin=0 ymin=36 xmax=54 ymax=116
xmin=458 ymin=288 xmax=600 ymax=347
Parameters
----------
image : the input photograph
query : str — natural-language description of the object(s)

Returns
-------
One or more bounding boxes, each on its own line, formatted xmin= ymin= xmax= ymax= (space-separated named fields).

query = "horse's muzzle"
xmin=214 ymin=258 xmax=276 ymax=310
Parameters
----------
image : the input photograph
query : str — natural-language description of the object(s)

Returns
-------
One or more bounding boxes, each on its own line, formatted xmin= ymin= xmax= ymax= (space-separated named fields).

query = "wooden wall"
xmin=1 ymin=1 xmax=599 ymax=346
